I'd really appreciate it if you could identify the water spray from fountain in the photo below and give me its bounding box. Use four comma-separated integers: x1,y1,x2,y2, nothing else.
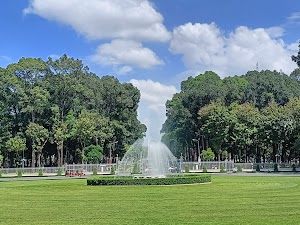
117,137,179,177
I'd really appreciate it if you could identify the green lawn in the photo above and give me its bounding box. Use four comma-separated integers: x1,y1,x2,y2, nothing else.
1,175,300,225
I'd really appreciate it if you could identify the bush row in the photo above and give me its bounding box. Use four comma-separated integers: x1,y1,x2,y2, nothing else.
87,174,211,186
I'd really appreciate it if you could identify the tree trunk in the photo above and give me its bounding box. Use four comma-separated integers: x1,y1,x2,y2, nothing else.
57,144,61,167
31,150,36,168
60,141,64,166
37,152,41,168
81,142,85,164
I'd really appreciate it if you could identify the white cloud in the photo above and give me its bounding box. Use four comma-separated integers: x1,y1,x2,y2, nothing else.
170,23,297,77
117,66,133,75
287,12,300,24
24,0,170,42
91,39,163,71
130,79,177,140
170,22,225,68
265,27,285,38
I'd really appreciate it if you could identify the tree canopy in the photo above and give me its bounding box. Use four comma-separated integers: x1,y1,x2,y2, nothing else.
162,66,300,163
0,55,146,167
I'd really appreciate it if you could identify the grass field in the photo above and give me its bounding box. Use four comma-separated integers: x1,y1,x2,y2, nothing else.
1,175,300,225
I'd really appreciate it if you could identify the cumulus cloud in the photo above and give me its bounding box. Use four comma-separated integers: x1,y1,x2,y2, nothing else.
24,0,170,42
130,79,177,140
170,22,297,77
91,39,163,71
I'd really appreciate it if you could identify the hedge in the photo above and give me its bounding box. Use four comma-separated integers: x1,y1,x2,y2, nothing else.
87,174,211,186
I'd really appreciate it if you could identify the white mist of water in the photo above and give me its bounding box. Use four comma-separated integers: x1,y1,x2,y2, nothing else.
117,138,179,177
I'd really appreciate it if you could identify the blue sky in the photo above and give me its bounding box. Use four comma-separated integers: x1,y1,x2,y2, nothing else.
1,0,300,139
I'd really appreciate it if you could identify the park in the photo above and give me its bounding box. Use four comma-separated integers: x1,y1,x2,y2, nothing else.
2,1,300,224
1,175,300,225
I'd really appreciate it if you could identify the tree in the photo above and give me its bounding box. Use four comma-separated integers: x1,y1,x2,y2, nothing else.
5,136,26,157
5,136,26,167
0,154,3,167
292,41,300,67
201,148,215,161
25,123,48,167
83,145,103,163
198,101,233,155
75,110,97,163
20,86,50,123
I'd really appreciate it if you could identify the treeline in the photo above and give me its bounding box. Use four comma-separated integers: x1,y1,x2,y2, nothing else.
162,53,300,163
0,55,146,167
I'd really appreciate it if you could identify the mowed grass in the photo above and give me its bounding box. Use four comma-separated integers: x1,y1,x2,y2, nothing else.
1,176,300,225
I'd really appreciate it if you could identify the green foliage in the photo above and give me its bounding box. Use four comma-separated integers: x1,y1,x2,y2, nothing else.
5,136,27,154
0,54,145,168
202,164,207,173
256,164,260,172
162,68,300,164
0,169,2,177
292,41,300,68
56,168,63,176
237,164,242,172
184,165,190,173
38,168,43,177
87,174,212,186
201,148,215,161
274,163,279,172
0,154,3,166
220,164,226,173
93,167,97,175
83,145,103,164
17,169,22,177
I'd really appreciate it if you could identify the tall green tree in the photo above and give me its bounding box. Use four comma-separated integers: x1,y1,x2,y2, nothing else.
5,136,27,166
25,123,49,167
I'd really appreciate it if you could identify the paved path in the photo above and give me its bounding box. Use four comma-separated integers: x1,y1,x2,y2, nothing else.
1,172,299,182
212,172,300,176
0,175,89,182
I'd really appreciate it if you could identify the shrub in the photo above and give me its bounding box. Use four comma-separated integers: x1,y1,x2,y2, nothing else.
237,164,242,172
93,167,97,175
184,165,190,173
274,163,279,172
256,164,260,172
38,168,43,176
202,165,207,173
110,166,116,175
201,148,215,161
292,164,296,172
220,164,226,173
56,168,63,176
17,169,22,177
87,174,212,186
0,169,2,177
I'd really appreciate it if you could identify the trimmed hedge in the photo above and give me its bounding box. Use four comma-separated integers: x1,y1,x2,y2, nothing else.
87,174,211,186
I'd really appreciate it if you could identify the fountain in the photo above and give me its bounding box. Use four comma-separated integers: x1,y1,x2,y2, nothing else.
88,138,211,185
117,139,179,177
